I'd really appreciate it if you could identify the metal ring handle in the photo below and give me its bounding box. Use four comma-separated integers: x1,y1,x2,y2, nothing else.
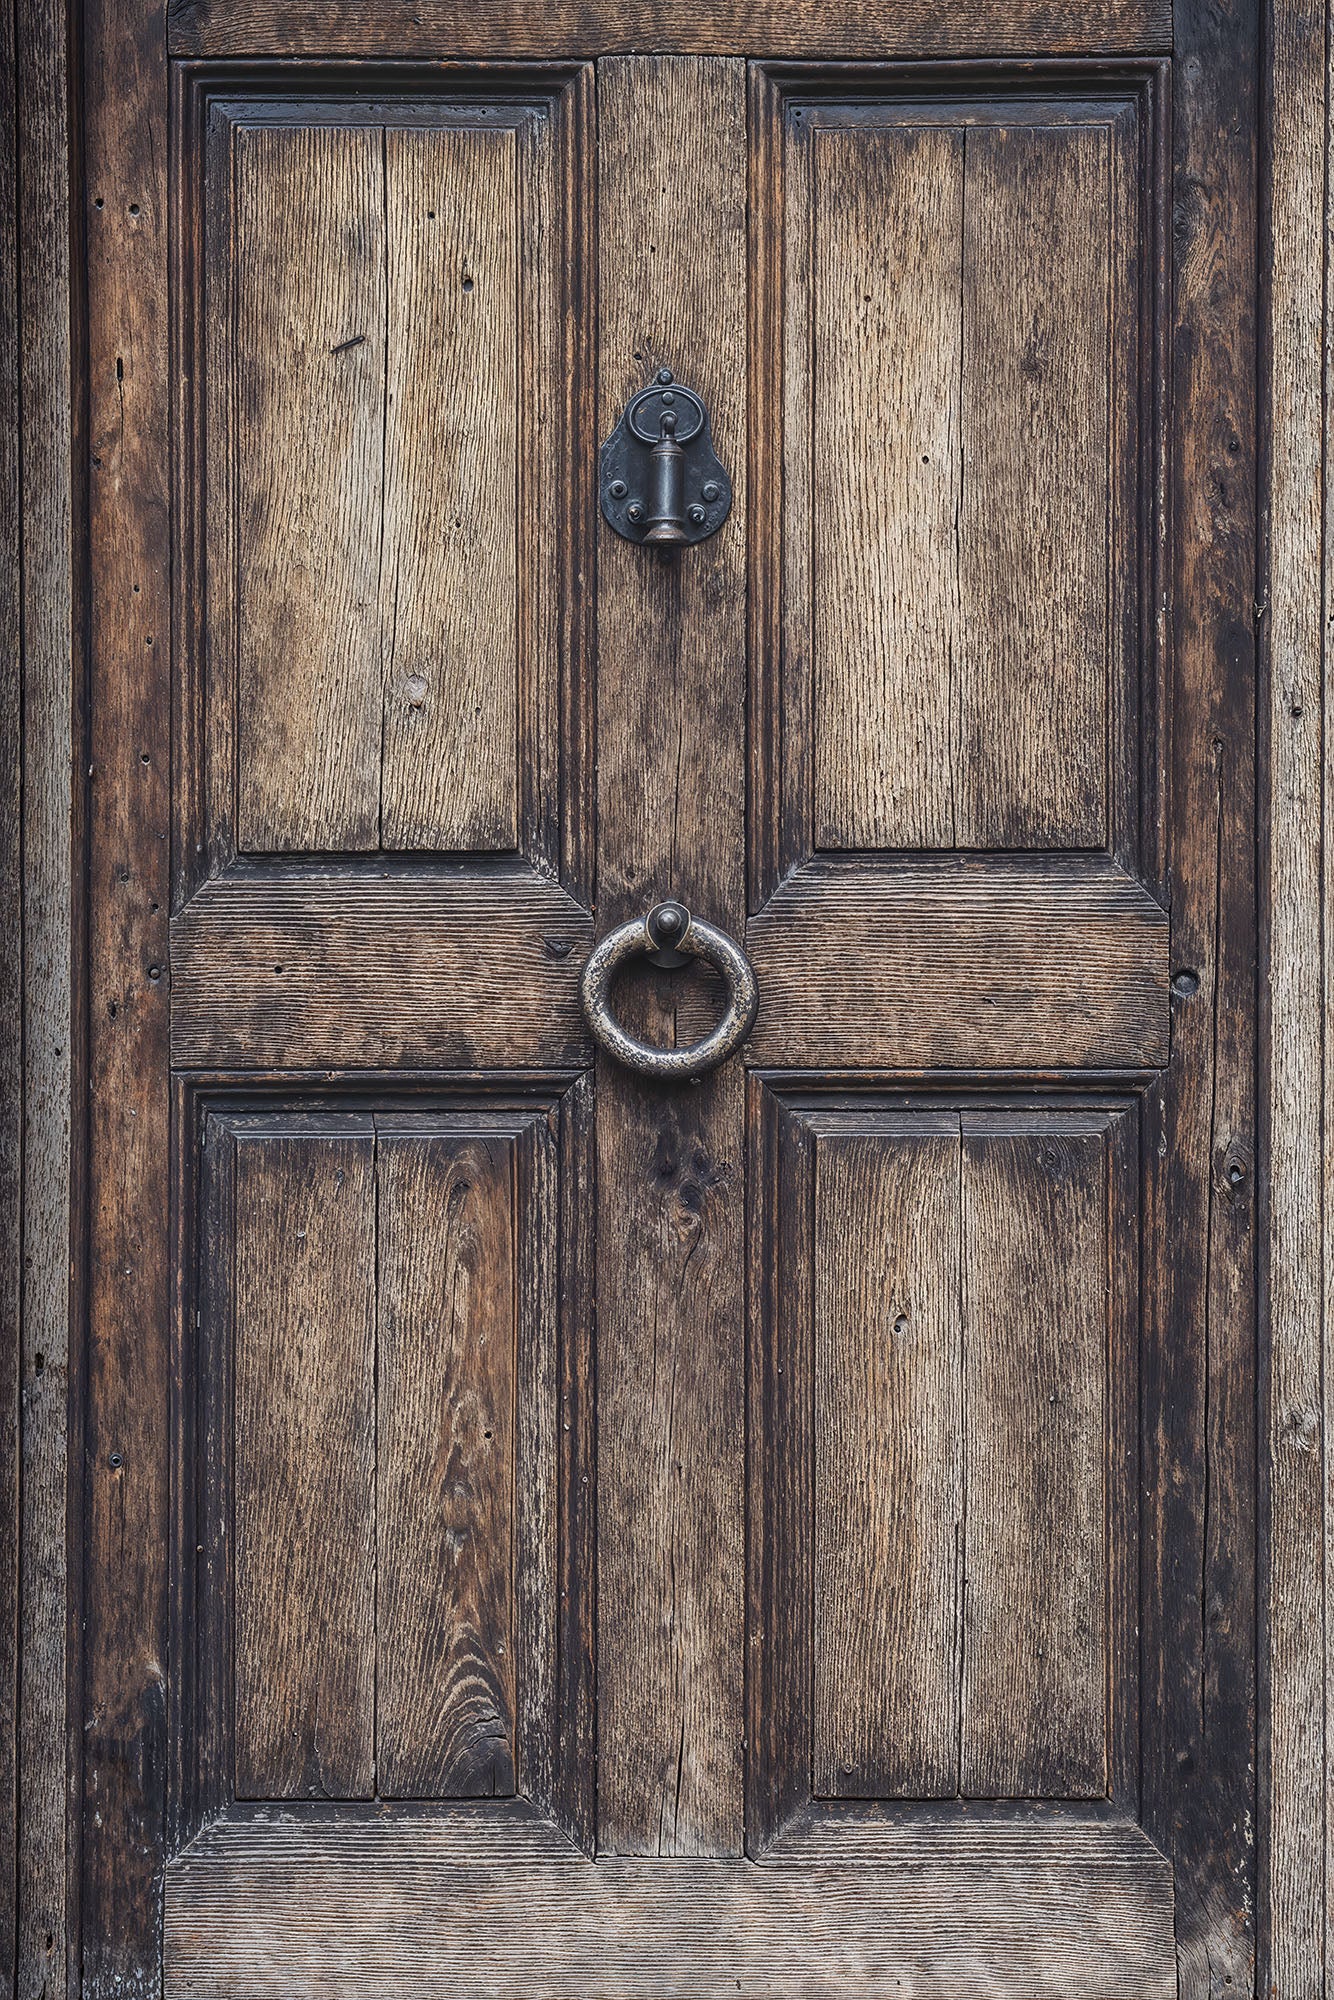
580,901,759,1082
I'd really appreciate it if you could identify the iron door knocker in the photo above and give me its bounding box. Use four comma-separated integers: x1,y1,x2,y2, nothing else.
600,370,732,549
580,901,758,1082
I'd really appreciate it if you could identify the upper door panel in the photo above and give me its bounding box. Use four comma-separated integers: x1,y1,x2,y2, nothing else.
180,74,594,887
750,70,1159,890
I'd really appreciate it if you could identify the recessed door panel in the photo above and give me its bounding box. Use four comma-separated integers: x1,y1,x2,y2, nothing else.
190,80,589,874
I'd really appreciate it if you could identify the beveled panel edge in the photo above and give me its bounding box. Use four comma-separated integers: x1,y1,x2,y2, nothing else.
162,1804,1177,2000
170,1076,597,1850
168,862,594,1072
171,59,596,903
745,855,1170,1070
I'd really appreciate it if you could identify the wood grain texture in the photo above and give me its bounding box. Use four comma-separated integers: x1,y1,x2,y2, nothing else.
960,1119,1108,1798
1263,0,1328,1989
763,90,1139,880
812,126,963,849
377,1131,517,1799
15,0,73,1981
0,5,17,1980
746,1081,816,1847
204,95,581,871
233,1127,376,1800
594,55,747,1858
80,0,174,1973
746,858,1168,1069
168,0,1174,58
162,1811,1178,2000
956,123,1110,847
813,1124,962,1797
169,866,592,1071
1140,11,1259,1996
380,125,519,850
235,124,386,852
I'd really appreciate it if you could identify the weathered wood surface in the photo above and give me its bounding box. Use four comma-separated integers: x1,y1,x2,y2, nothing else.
15,0,73,1981
812,125,963,851
956,123,1110,848
233,1127,377,1799
232,121,526,855
168,0,1173,57
376,1131,518,1799
80,0,174,1979
959,1119,1108,1797
235,124,386,852
163,1812,1178,2000
0,6,18,1982
379,125,519,851
1264,0,1330,1987
1140,7,1259,1996
812,1123,962,1798
755,85,1141,889
811,119,1113,850
169,867,592,1070
746,859,1168,1069
594,55,747,1858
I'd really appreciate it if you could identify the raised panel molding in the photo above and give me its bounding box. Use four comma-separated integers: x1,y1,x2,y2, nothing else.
174,67,595,893
748,64,1165,900
748,1079,1140,1843
174,1082,595,1848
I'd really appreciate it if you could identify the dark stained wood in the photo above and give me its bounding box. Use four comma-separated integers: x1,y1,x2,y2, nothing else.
745,1080,815,1852
377,1129,518,1799
0,0,19,1977
167,0,1174,58
747,859,1169,1070
960,1117,1109,1798
380,124,519,851
162,1809,1178,2000
62,19,1265,2000
169,867,593,1071
594,54,747,1858
80,0,174,1977
1140,7,1259,1994
15,0,74,1976
812,1122,962,1799
958,123,1110,847
232,1124,377,1800
235,123,386,852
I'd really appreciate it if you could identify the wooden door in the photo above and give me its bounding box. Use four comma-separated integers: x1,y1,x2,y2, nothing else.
79,3,1257,1997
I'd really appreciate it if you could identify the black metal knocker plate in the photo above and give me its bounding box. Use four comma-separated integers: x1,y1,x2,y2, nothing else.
600,368,732,548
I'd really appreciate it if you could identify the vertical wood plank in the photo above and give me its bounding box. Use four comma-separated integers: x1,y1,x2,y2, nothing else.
595,53,747,1857
813,1122,963,1798
380,125,519,851
958,123,1109,848
233,1128,376,1800
0,0,19,1978
16,0,73,1978
1264,0,1328,1989
377,1130,517,1798
1143,11,1258,1991
80,0,173,1972
960,1119,1108,1797
235,124,385,852
813,125,963,850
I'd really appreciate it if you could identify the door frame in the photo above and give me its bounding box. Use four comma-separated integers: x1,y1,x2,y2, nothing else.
0,0,1323,1992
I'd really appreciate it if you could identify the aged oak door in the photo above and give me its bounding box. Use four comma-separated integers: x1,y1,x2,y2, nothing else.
79,0,1257,1995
